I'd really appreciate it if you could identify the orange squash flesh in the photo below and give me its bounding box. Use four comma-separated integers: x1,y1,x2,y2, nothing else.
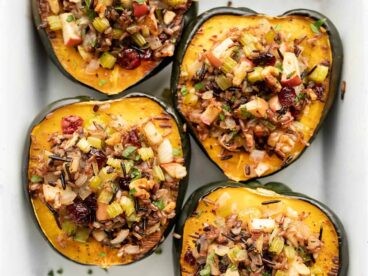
179,15,333,182
180,187,339,275
28,97,184,267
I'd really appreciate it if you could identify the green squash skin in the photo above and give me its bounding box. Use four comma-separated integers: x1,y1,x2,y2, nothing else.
173,181,348,276
23,92,191,266
31,0,198,96
171,7,343,182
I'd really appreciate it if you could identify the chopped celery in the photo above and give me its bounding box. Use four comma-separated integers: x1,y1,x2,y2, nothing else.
141,25,150,37
131,32,147,47
284,245,296,260
111,28,123,40
248,67,264,83
77,138,91,153
89,175,102,191
62,220,77,236
183,93,198,105
87,136,102,149
120,196,135,216
47,15,62,31
106,157,122,169
215,75,232,91
308,65,329,83
74,228,90,243
107,202,123,218
269,236,285,255
99,52,116,69
98,189,113,204
137,147,154,161
265,28,277,44
98,167,117,182
199,264,210,276
92,17,110,33
153,166,165,182
153,199,165,210
221,56,237,74
123,160,134,174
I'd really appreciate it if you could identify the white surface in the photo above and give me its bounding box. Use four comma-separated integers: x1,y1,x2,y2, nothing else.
0,0,367,275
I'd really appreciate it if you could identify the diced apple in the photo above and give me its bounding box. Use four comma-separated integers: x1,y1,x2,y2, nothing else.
233,60,253,86
206,51,223,68
281,52,302,87
60,13,82,47
206,38,234,67
163,10,176,25
158,139,173,164
250,218,275,232
43,184,61,202
161,163,187,179
143,121,163,145
200,103,222,125
240,97,269,118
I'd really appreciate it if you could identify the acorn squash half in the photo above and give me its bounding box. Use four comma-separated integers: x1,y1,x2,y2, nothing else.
23,93,190,267
32,0,198,96
172,7,343,182
174,181,348,275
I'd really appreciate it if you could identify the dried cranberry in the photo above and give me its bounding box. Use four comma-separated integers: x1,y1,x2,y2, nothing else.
66,195,96,225
278,87,296,107
118,177,131,191
117,48,141,70
251,53,276,66
313,84,325,100
61,115,83,134
88,148,107,169
128,129,141,147
290,106,301,119
140,48,153,61
184,250,196,266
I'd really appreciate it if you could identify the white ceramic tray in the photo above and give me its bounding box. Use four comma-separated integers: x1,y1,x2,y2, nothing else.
0,0,367,275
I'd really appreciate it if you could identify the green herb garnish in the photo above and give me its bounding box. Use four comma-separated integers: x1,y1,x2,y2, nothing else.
56,268,63,274
123,146,137,158
48,270,54,276
98,252,106,257
294,93,306,104
310,18,327,34
87,269,93,274
155,247,163,254
31,175,43,183
274,24,282,31
222,104,231,112
194,82,205,91
66,15,75,22
219,113,225,121
134,0,145,3
240,106,252,118
153,199,165,210
130,168,141,180
98,79,107,87
129,188,137,196
180,86,188,96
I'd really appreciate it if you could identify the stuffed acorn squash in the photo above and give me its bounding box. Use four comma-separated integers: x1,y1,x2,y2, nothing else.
172,8,343,181
25,94,190,267
174,181,348,276
32,0,197,95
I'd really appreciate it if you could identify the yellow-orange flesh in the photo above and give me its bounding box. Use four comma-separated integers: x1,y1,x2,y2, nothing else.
179,15,332,181
28,97,183,267
50,32,158,95
180,187,339,275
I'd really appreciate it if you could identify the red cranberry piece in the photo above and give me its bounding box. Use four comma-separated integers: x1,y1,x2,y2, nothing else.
313,84,325,100
278,87,296,107
117,48,141,70
88,148,107,169
61,115,83,134
118,177,131,191
184,250,196,266
66,195,96,225
128,129,141,147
